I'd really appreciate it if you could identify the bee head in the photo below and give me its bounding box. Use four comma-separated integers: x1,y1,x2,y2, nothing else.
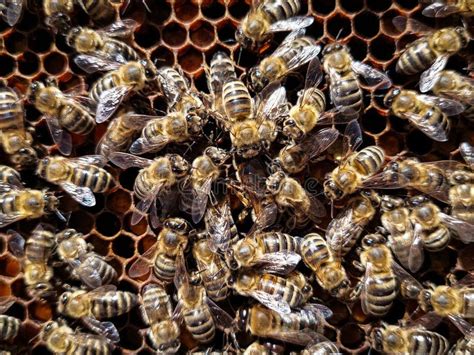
204,146,229,165
369,326,385,351
322,42,344,56
323,178,344,200
248,67,268,92
282,117,304,140
266,171,285,193
41,321,59,340
164,218,189,233
28,81,45,103
235,307,250,332
11,147,38,169
383,88,401,108
455,26,470,47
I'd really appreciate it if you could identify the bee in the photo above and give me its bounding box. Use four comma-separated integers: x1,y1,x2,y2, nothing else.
301,338,340,355
204,198,240,254
56,228,117,289
300,233,350,299
0,297,20,342
58,285,138,342
140,284,181,353
422,0,474,17
109,153,189,227
243,341,285,355
420,70,474,105
236,303,332,346
37,155,114,207
325,190,381,257
180,147,230,223
248,29,321,92
0,83,37,169
77,0,115,25
449,314,474,355
41,320,114,354
89,60,157,123
323,120,386,201
322,43,391,118
28,80,95,156
0,0,22,26
128,218,190,282
235,0,313,51
0,165,21,187
191,238,231,302
449,143,474,224
225,231,301,275
286,270,313,304
0,184,60,228
460,141,474,170
370,322,449,354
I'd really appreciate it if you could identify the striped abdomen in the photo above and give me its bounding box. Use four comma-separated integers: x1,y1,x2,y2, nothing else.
210,52,237,83
141,285,173,324
157,67,188,103
415,107,450,142
67,336,112,355
300,234,330,272
396,40,437,75
0,315,20,341
363,273,397,317
298,88,326,113
183,304,215,343
408,329,449,355
422,227,450,252
278,306,323,333
259,232,300,254
277,37,316,71
460,289,474,318
69,165,113,192
261,0,301,23
0,88,23,132
90,72,120,103
134,169,157,200
0,165,21,185
25,230,56,262
102,40,139,63
388,232,414,269
153,253,176,282
222,80,252,121
96,117,135,157
451,337,474,354
201,259,230,302
352,146,385,177
450,182,474,224
330,72,363,114
0,192,20,216
81,0,114,24
58,101,95,135
91,291,138,319
78,254,117,286
258,274,303,308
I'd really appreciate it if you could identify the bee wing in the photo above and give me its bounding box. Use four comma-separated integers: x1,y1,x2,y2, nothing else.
438,88,474,106
129,135,170,155
205,201,233,253
317,106,358,125
326,207,363,257
0,296,16,313
266,328,324,346
44,115,72,156
72,155,107,167
76,262,105,289
398,111,450,142
343,119,362,154
351,61,392,89
439,212,474,243
0,182,21,193
460,142,474,169
407,312,443,330
0,212,24,228
190,177,213,224
360,263,373,315
418,94,465,116
60,182,96,207
256,85,287,122
109,152,152,169
286,45,322,73
304,127,339,160
73,331,114,347
74,55,123,74
83,317,120,343
268,16,314,33
206,297,235,331
408,224,425,273
392,16,433,34
132,186,161,226
255,251,301,275
7,229,25,258
303,56,324,91
422,3,461,18
391,253,423,291
244,290,291,315
448,314,474,338
173,247,188,290
419,56,448,93
1,0,22,26
128,244,157,278
306,193,327,220
303,303,333,319
248,198,279,235
362,169,409,190
98,19,139,38
96,85,132,124
85,285,118,296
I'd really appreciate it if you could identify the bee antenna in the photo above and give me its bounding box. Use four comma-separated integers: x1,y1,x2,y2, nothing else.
141,0,151,12
335,28,344,41
237,46,243,66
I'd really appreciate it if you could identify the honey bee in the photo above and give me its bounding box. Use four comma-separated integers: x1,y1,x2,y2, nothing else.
225,231,301,275
28,79,95,156
322,43,391,117
180,147,230,223
420,70,474,107
370,322,449,354
0,83,37,169
236,303,332,346
384,88,465,141
0,184,60,228
140,283,181,353
204,198,240,254
89,60,157,123
37,155,114,207
0,0,22,26
422,0,474,17
325,190,380,257
128,218,190,282
235,0,313,50
0,297,20,342
394,17,470,75
191,238,231,302
41,320,114,354
243,341,283,355
449,315,474,355
301,338,340,355
300,233,350,299
109,153,189,227
56,228,117,289
248,29,321,92
449,143,474,224
0,165,21,187
286,270,313,304
58,285,138,342
460,141,474,170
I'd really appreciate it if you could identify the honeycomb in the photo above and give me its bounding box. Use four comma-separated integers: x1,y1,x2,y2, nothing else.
0,0,472,354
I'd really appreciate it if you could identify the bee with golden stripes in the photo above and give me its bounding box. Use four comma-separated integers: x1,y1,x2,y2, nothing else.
420,70,474,105
140,284,181,353
0,83,37,169
191,238,231,302
225,231,301,275
394,17,470,76
58,285,138,343
325,190,380,257
180,147,230,224
236,0,313,51
28,80,95,156
449,142,474,224
204,198,240,254
56,228,117,289
0,166,21,187
0,297,20,343
236,303,332,346
37,155,114,207
41,320,114,355
322,43,391,118
422,0,474,17
248,29,321,92
109,153,189,227
300,233,350,299
128,218,190,282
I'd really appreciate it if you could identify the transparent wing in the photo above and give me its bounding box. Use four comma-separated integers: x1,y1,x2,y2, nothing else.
0,213,24,228
256,85,287,123
76,263,104,289
96,85,132,123
343,119,362,154
132,182,164,225
266,328,323,346
419,56,448,93
128,244,157,278
72,155,107,167
305,193,327,221
326,207,363,257
244,290,291,315
7,230,25,258
304,57,324,92
285,45,322,73
248,198,278,235
392,16,433,34
268,16,314,33
418,94,465,116
352,61,392,88
362,169,409,190
360,263,372,315
408,225,425,273
408,312,443,330
460,142,474,169
317,107,358,125
73,331,113,347
190,177,213,224
98,19,139,37
206,297,235,331
205,201,233,253
83,317,120,343
74,55,123,74
448,314,474,338
129,135,170,154
255,251,301,275
0,296,15,313
109,152,152,169
399,111,450,142
391,256,422,294
439,213,474,243
303,303,333,319
44,115,72,156
2,0,22,26
422,3,461,18
121,113,159,128
305,128,339,159
60,182,96,207
173,247,188,290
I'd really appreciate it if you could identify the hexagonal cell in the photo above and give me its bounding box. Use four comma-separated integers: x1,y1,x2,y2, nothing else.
459,244,474,271
305,19,324,40
381,9,403,35
395,0,419,10
151,45,175,67
367,0,392,12
0,254,21,277
178,46,203,73
0,279,11,296
340,0,364,13
43,52,67,76
311,0,336,15
86,234,110,255
120,326,143,351
378,132,405,156
106,189,132,214
152,95,169,113
28,300,52,322
17,51,40,77
216,20,237,45
68,210,94,234
204,1,228,20
0,53,16,77
107,256,124,279
10,278,26,299
124,211,148,235
347,36,368,61
146,0,172,23
362,108,387,135
0,235,5,254
118,167,139,191
112,234,136,258
339,323,365,349
190,20,215,48
354,11,379,39
27,28,53,53
5,301,25,320
95,211,122,237
5,31,27,55
369,35,396,62
326,13,351,40
174,0,199,22
162,22,187,47
406,129,434,155
134,24,160,49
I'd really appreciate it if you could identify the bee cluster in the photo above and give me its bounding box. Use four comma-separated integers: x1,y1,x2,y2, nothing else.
0,0,473,353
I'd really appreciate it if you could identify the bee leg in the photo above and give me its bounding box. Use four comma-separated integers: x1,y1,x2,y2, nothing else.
355,246,363,256
347,281,363,302
352,260,365,272
446,273,458,286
